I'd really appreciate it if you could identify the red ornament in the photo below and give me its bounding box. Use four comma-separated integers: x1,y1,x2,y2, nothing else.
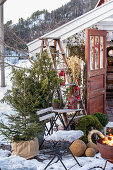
59,70,66,86
68,95,77,109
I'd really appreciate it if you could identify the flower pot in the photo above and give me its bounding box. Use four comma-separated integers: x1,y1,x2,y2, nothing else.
52,102,61,109
11,137,39,159
108,62,113,66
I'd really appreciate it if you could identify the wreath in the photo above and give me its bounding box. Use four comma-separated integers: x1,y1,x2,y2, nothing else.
107,46,113,57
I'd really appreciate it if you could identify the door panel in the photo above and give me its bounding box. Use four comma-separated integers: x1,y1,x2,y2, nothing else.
89,95,104,114
85,29,107,114
90,75,104,91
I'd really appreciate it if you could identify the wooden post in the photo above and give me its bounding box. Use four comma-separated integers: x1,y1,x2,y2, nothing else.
53,39,57,68
40,40,44,57
57,39,69,69
44,39,55,69
0,0,5,87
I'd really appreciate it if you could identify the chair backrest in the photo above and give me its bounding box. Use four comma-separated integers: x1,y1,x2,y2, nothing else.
37,107,55,121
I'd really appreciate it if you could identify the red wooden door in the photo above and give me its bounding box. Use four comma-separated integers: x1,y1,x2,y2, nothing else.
85,29,107,114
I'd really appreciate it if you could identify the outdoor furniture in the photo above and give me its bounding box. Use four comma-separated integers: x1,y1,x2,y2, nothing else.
37,107,59,148
53,108,84,130
37,107,85,148
44,130,84,170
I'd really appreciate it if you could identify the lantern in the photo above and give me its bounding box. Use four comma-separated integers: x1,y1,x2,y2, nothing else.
68,95,77,109
59,70,66,86
73,86,81,100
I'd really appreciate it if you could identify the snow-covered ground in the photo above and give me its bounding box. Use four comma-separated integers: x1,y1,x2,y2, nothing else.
0,59,113,170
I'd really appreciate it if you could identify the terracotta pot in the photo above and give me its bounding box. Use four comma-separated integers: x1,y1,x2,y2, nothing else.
11,137,39,159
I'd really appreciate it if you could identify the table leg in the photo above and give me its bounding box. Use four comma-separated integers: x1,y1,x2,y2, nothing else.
43,155,56,170
62,112,69,130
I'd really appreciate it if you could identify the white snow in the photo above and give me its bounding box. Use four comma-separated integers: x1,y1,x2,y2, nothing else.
45,130,84,142
0,149,11,157
0,59,113,169
29,13,45,28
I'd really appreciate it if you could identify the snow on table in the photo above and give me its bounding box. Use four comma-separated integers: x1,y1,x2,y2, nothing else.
45,130,84,142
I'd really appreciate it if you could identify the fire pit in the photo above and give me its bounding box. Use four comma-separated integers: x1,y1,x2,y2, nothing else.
88,129,113,162
97,138,113,161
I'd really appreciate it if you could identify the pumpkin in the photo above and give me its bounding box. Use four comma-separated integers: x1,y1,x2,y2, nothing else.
69,139,86,157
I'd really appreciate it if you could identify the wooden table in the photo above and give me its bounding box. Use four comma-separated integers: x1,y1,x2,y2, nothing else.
52,108,84,130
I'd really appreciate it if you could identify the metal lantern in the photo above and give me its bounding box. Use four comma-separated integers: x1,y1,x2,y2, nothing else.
59,70,66,86
73,86,81,100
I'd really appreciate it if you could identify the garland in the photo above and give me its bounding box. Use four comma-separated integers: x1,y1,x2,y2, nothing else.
107,46,113,57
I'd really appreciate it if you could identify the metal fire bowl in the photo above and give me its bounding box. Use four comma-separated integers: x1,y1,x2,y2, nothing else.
97,138,113,161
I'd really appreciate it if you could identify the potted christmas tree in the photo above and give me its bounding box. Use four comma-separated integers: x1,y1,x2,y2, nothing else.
0,52,61,159
0,69,43,159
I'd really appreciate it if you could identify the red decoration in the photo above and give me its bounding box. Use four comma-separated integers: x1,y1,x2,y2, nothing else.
59,70,66,86
97,0,110,7
68,95,77,109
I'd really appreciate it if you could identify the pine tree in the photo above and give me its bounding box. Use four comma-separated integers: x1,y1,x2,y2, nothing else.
0,51,61,142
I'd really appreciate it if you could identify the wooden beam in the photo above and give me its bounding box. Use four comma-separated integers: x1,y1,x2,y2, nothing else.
44,39,55,69
40,40,44,57
57,39,69,69
39,37,61,40
53,40,57,68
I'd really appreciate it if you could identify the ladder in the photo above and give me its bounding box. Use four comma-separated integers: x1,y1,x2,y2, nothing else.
39,37,70,107
39,37,69,71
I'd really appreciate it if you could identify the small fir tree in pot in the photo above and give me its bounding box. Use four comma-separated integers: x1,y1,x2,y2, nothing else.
0,69,43,159
0,51,61,159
